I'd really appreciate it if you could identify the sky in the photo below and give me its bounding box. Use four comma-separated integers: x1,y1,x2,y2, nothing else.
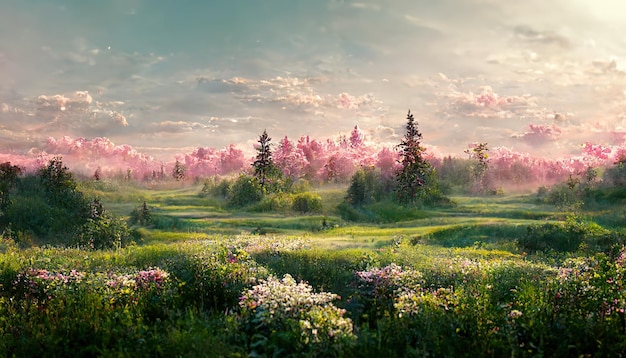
1,0,626,162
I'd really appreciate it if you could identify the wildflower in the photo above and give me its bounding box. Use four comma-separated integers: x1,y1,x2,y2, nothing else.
508,309,523,320
135,267,169,290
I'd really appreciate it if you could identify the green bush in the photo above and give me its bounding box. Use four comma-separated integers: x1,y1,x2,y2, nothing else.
0,159,131,250
519,216,622,253
227,175,263,208
251,193,293,212
128,201,152,226
291,192,322,213
199,177,231,199
238,274,355,356
76,215,133,250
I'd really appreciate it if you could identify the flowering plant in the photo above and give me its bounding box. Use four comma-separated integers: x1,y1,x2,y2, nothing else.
239,274,355,356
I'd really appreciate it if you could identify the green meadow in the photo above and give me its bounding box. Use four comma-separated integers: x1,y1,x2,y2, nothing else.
2,181,626,357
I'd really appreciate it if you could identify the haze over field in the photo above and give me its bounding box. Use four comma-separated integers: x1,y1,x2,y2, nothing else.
1,0,626,167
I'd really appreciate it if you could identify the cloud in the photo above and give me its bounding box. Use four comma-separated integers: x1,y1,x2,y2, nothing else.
512,123,562,144
0,90,132,149
513,25,571,49
350,2,381,11
366,125,399,146
438,85,540,119
195,74,385,117
152,120,217,133
36,91,93,112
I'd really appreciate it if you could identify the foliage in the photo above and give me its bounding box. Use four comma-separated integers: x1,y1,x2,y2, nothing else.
172,160,187,181
129,201,152,226
238,274,356,356
251,192,294,213
3,226,626,356
536,167,601,211
75,199,134,250
0,158,131,249
0,162,21,212
337,200,433,223
519,216,624,253
465,142,494,194
3,169,87,243
435,155,472,194
6,180,626,356
345,166,392,206
395,110,446,206
227,174,263,208
602,161,626,187
252,129,275,189
291,192,323,213
352,264,424,325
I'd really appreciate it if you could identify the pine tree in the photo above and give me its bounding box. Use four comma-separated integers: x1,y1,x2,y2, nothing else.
346,166,378,206
395,110,437,205
349,125,365,148
172,160,187,181
253,129,274,189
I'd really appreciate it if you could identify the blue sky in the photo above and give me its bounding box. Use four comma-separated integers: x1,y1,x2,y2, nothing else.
1,0,626,159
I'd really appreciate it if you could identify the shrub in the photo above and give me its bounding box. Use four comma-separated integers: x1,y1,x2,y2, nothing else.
76,214,133,250
352,264,424,323
251,193,293,212
129,201,152,226
227,175,263,208
291,192,322,213
336,201,364,222
0,159,131,250
238,274,355,356
345,167,394,206
199,177,231,199
162,249,267,312
519,216,622,253
346,167,377,206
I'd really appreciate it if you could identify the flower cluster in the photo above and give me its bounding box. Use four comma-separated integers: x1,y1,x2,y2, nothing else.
355,263,424,301
240,274,338,317
239,274,355,354
13,268,85,301
13,267,171,303
395,287,459,318
106,273,136,289
508,309,523,320
22,268,85,283
135,268,170,290
552,255,626,321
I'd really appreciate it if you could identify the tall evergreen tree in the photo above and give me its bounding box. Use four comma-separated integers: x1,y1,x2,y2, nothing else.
395,110,437,205
253,129,274,189
172,160,187,181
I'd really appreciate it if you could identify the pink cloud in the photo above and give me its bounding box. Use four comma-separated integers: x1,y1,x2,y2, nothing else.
441,85,539,119
336,92,379,110
512,123,562,144
208,75,383,114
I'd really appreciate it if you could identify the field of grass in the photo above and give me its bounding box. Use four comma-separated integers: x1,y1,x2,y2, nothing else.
2,183,626,356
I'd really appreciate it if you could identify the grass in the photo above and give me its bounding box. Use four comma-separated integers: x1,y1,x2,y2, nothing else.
5,182,626,356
